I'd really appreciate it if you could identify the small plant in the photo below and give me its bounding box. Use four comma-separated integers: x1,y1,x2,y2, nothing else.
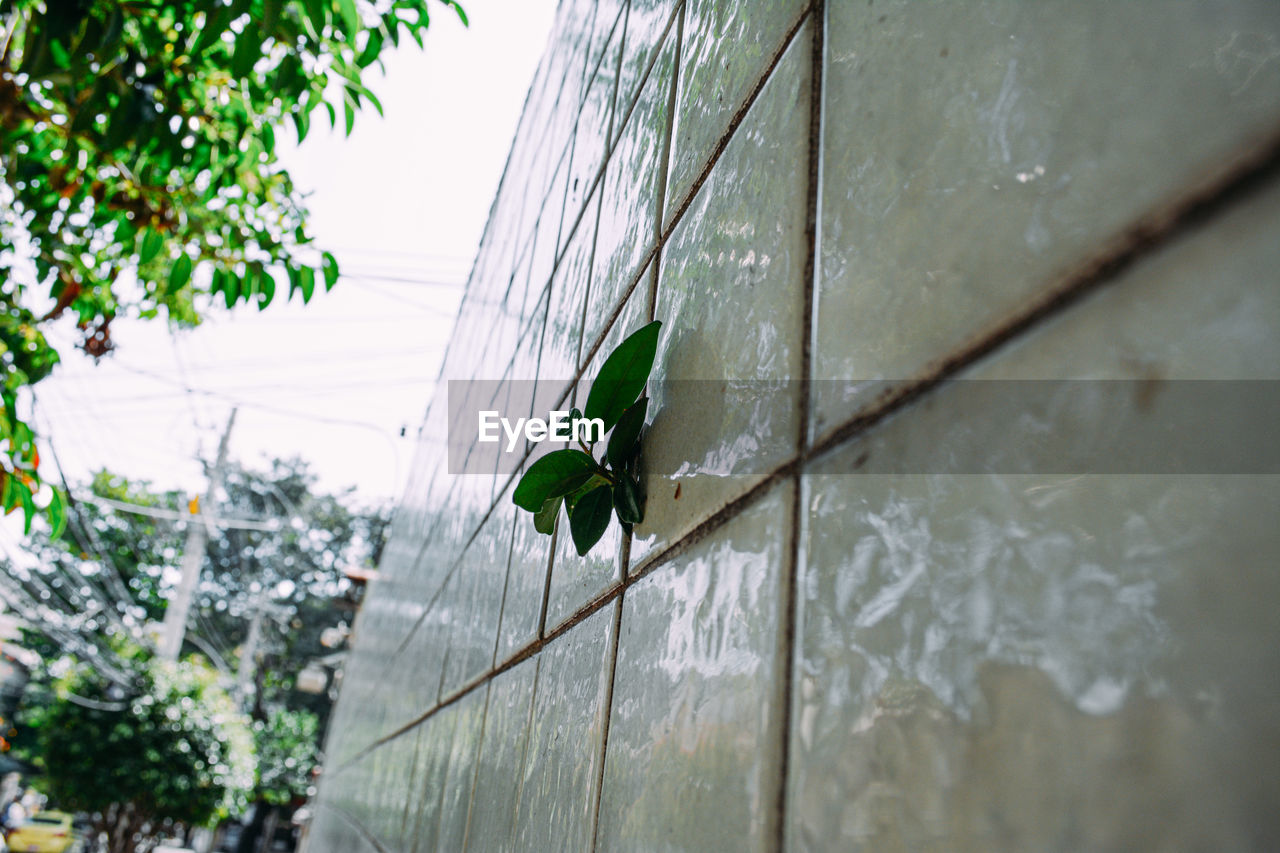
512,321,662,555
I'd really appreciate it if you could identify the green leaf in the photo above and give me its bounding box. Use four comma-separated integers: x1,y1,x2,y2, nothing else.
47,486,67,540
447,1,469,26
192,5,232,56
584,321,661,432
606,396,647,469
258,268,276,309
613,472,643,525
297,266,316,303
355,30,384,68
167,253,192,294
568,485,611,556
18,479,35,534
533,494,561,536
565,474,609,512
335,0,360,40
321,251,339,290
223,270,241,308
303,0,328,36
512,449,596,513
231,30,261,78
260,0,284,38
1,474,17,514
138,229,164,265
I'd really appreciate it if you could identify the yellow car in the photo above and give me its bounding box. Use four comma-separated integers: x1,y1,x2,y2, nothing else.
6,811,80,853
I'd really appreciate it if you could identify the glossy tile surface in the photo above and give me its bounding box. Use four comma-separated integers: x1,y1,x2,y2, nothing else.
790,169,1280,852
665,0,809,223
586,33,674,354
440,505,513,696
613,0,678,143
462,657,538,852
812,0,1280,438
562,20,621,249
307,1,1280,850
433,686,487,853
403,710,456,853
511,604,615,852
633,28,810,565
597,481,792,852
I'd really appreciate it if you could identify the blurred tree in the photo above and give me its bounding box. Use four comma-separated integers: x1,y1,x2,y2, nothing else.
0,0,465,532
238,706,319,853
19,644,255,853
5,457,387,731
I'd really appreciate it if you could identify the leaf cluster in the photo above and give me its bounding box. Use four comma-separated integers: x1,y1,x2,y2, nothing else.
0,0,463,533
512,321,660,556
21,646,255,831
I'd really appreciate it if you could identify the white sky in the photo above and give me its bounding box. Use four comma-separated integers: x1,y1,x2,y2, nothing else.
26,2,558,510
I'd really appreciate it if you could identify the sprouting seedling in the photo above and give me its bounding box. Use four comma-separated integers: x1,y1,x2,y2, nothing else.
511,320,662,556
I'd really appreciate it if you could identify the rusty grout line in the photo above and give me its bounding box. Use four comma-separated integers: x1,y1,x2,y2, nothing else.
457,681,491,853
588,598,626,852
775,4,825,850
647,0,683,326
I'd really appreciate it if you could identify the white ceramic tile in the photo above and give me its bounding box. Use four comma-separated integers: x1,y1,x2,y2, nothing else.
434,687,488,853
440,507,513,696
511,604,615,851
613,0,678,144
586,34,674,354
562,21,622,248
665,0,809,224
789,167,1280,852
812,0,1280,439
597,480,792,852
540,191,601,402
632,28,810,566
463,657,539,852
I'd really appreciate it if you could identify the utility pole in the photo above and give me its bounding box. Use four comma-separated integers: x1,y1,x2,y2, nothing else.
235,593,291,709
159,408,236,660
235,594,266,705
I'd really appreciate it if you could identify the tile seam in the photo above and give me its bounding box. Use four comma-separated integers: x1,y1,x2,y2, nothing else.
775,3,825,850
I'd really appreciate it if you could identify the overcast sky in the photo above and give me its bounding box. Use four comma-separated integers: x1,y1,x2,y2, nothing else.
26,2,558,513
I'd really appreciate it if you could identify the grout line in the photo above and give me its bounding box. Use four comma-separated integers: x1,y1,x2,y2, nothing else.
508,655,543,844
588,596,626,852
489,507,519,670
458,681,492,853
649,2,684,324
775,5,824,850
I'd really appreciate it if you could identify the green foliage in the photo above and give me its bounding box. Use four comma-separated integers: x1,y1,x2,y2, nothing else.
513,322,661,556
21,646,255,846
253,706,318,805
0,0,464,533
6,458,388,731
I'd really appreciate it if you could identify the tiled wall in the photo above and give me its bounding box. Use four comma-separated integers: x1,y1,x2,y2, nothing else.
306,1,1280,850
